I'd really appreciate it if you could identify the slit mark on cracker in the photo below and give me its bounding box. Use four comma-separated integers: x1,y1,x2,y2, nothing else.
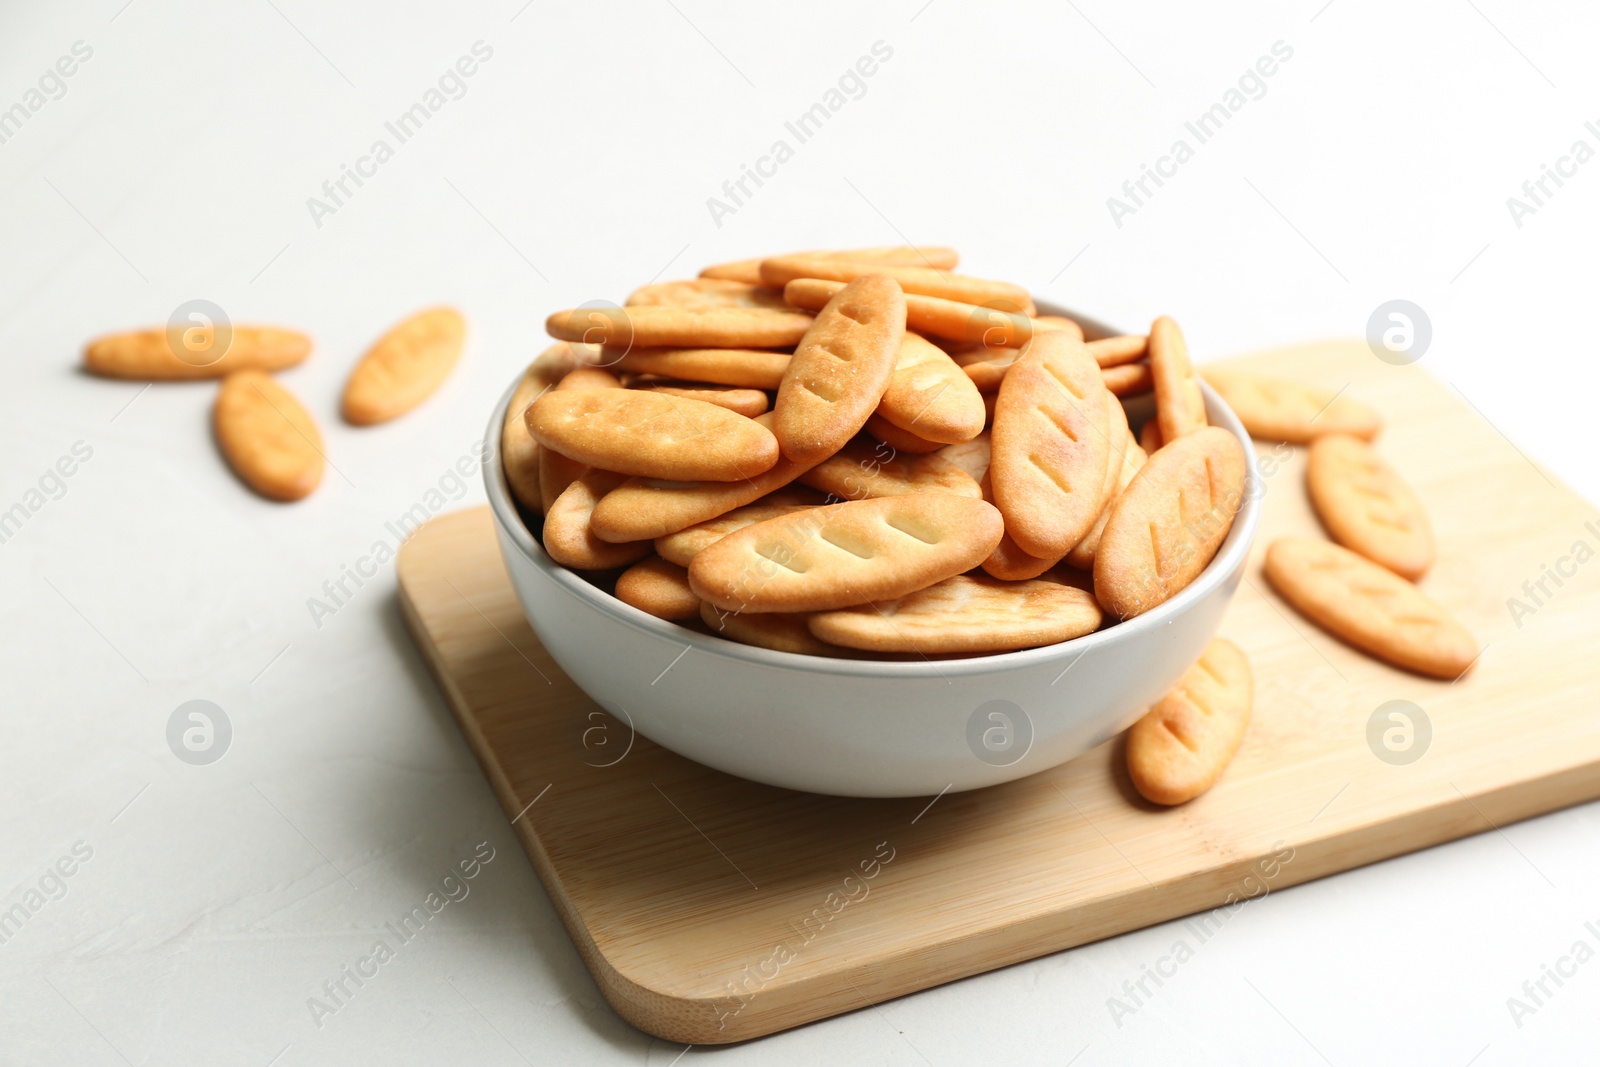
756,544,809,573
1028,452,1072,494
819,528,877,559
885,514,943,545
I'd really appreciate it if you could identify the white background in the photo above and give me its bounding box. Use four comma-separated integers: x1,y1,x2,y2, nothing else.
3,1,1599,1064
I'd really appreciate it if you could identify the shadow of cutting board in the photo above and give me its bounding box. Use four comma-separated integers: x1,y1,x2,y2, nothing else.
397,339,1600,1044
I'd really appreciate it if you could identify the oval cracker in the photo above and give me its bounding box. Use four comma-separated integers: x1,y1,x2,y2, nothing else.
528,388,779,482
774,274,907,464
615,556,700,620
809,575,1102,653
1203,370,1383,443
1264,538,1476,679
342,307,465,425
213,371,325,502
1307,434,1435,580
1093,425,1248,619
989,330,1112,559
688,495,1004,613
1127,638,1253,805
86,325,311,381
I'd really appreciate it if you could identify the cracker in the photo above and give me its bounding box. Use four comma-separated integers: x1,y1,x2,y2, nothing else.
543,470,653,571
654,493,822,566
527,387,779,481
809,575,1102,653
213,370,324,502
1103,361,1153,398
1086,334,1148,368
1148,316,1206,442
1203,370,1383,443
988,330,1113,558
546,305,812,349
85,325,310,381
952,345,1020,392
537,366,624,512
612,347,789,389
760,255,1034,316
1127,638,1253,805
1093,425,1248,619
1264,538,1477,679
798,436,982,501
614,556,700,620
342,307,466,425
700,602,838,656
866,413,945,453
630,382,769,418
773,274,907,463
981,533,1059,581
1062,396,1134,569
590,413,821,542
626,278,788,310
701,245,959,285
875,332,986,444
688,494,1004,613
1306,435,1435,580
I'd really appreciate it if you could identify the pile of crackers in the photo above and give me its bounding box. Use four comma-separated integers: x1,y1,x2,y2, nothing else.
505,245,1246,660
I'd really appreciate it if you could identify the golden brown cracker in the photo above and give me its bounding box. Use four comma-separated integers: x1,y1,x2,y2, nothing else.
612,347,790,389
614,556,700,620
213,370,324,502
1093,425,1248,619
773,274,907,463
343,307,466,425
543,470,654,571
546,305,812,349
688,495,1004,613
590,413,820,542
86,325,311,381
875,332,986,444
1086,334,1148,368
528,388,779,481
1306,434,1435,580
988,331,1113,558
1149,316,1206,442
809,575,1102,653
865,413,946,453
1203,370,1383,443
630,382,769,418
1264,538,1477,678
1127,639,1253,805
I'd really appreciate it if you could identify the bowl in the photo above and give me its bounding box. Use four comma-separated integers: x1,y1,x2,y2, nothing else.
482,307,1261,797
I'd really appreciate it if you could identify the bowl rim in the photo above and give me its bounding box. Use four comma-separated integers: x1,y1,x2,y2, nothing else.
483,301,1262,679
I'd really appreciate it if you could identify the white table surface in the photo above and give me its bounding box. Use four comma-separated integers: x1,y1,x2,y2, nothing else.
4,1,1599,1063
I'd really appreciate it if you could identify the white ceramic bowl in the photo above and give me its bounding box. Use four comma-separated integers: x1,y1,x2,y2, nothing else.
483,310,1260,797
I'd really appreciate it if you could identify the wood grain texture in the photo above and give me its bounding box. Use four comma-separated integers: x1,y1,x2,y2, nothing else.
396,339,1600,1044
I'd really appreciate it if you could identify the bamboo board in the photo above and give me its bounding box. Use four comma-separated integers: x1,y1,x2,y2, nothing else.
396,340,1600,1044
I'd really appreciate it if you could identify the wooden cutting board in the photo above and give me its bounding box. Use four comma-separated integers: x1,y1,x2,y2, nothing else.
397,339,1600,1045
